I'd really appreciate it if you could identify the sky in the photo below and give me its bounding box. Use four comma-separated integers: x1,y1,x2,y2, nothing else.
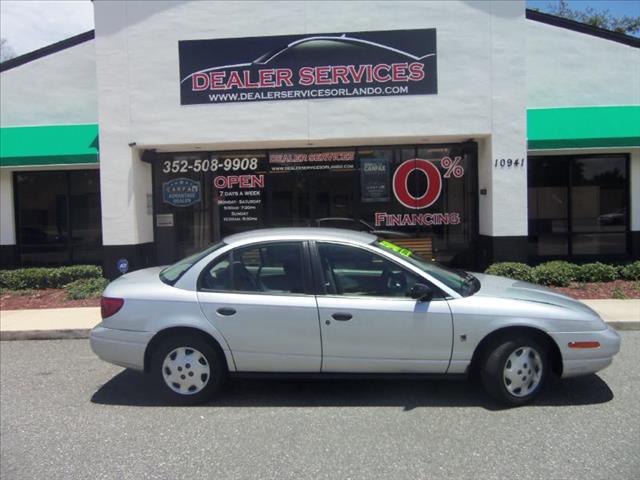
1,0,93,57
0,0,639,58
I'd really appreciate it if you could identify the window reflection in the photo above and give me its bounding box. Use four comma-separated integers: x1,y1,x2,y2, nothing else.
527,154,628,259
15,170,102,265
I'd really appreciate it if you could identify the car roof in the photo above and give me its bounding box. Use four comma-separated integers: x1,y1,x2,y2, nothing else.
223,227,377,245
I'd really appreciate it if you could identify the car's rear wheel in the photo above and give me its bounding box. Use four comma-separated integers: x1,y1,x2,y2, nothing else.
151,335,225,405
481,335,549,407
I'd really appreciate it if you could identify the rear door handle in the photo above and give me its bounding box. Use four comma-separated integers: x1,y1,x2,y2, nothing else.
217,307,236,316
331,312,352,321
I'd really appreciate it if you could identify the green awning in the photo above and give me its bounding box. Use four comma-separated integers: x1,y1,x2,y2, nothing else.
0,124,99,167
528,106,640,150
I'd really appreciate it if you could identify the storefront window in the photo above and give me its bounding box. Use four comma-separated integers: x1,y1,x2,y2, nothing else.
151,143,478,268
14,170,102,266
528,154,628,260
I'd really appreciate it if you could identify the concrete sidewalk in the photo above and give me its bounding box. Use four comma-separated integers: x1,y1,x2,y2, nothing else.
1,300,639,340
0,307,100,340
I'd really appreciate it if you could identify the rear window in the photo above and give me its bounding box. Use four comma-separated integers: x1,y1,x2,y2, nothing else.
160,242,226,285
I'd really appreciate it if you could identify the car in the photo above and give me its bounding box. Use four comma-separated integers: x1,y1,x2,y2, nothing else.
90,228,620,406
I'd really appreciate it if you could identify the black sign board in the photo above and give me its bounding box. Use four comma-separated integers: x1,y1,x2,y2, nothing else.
179,29,437,105
360,157,390,202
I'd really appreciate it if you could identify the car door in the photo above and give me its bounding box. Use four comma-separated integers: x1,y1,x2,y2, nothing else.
314,241,453,373
197,241,322,372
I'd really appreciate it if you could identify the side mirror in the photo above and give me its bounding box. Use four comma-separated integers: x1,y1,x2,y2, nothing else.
409,283,433,302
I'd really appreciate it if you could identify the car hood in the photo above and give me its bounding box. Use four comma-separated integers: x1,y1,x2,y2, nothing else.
472,273,599,318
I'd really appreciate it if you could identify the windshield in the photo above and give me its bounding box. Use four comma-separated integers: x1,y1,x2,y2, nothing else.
160,242,226,285
375,240,480,297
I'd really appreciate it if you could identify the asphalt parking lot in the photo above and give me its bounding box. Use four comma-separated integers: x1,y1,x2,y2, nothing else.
1,333,639,480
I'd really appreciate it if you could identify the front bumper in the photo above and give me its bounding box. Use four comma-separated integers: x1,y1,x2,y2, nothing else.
90,324,154,371
549,325,621,378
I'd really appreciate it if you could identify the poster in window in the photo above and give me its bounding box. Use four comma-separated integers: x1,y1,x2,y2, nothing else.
360,157,390,202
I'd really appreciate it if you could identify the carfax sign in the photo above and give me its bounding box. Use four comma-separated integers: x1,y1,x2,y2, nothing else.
179,29,437,104
162,178,201,207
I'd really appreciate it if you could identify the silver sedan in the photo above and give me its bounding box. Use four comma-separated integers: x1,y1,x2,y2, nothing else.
90,228,620,406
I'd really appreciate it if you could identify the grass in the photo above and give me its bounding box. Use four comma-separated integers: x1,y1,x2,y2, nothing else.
612,287,628,300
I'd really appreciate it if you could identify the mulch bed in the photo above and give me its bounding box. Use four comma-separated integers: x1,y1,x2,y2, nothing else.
0,289,100,310
0,280,638,310
550,280,640,300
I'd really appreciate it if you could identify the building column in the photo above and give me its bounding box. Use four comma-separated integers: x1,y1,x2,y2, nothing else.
477,0,528,268
0,169,18,267
95,2,154,278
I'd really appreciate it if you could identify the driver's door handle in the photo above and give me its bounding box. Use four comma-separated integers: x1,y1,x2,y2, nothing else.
217,307,236,316
331,312,352,321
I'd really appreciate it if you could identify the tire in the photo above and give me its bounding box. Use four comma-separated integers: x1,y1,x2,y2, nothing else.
151,334,226,405
480,334,549,407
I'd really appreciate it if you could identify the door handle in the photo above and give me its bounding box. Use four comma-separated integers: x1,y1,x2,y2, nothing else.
217,307,236,316
331,312,352,321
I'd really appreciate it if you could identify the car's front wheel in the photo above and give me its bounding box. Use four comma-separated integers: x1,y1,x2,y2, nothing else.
151,335,225,405
481,335,549,406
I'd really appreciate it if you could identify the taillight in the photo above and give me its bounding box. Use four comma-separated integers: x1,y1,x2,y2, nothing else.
568,341,601,349
101,297,124,319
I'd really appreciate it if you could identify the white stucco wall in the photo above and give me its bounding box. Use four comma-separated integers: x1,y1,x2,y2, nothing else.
0,169,16,245
94,0,529,245
0,40,98,127
480,0,528,237
527,20,640,108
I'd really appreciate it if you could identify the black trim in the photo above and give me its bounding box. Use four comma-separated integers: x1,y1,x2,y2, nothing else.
526,9,640,48
632,231,640,261
103,243,156,280
229,372,467,381
0,30,95,72
0,245,19,269
477,236,529,271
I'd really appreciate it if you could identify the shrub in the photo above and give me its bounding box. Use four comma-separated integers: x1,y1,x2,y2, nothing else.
532,261,579,287
64,277,109,300
576,262,619,283
0,265,103,290
621,261,640,281
485,262,534,282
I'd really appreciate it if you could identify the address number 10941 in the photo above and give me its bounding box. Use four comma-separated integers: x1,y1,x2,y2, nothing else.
494,158,525,168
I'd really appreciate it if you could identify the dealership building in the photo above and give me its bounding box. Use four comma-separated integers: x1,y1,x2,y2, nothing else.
1,0,639,278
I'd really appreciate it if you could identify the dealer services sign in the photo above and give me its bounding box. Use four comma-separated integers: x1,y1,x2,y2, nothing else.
179,29,437,105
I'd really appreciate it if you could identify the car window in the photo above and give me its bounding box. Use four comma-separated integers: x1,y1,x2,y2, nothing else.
198,254,232,291
199,242,306,294
375,240,479,297
160,241,226,285
317,243,422,298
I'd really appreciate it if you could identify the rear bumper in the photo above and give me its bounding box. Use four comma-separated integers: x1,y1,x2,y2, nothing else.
90,324,153,371
549,325,621,378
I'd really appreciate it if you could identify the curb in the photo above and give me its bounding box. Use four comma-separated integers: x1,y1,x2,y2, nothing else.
0,322,638,341
606,321,640,331
0,329,90,341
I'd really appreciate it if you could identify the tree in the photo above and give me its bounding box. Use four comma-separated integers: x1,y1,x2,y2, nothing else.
1,38,16,62
540,0,640,35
